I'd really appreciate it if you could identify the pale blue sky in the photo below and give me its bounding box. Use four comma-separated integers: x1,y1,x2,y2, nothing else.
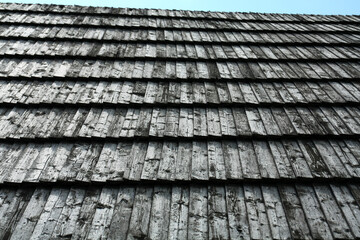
1,0,359,15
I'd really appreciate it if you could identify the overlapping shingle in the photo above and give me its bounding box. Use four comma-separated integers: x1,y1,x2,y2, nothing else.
0,58,359,80
1,80,360,105
0,139,359,183
0,106,359,139
1,184,360,239
2,25,360,46
1,40,360,60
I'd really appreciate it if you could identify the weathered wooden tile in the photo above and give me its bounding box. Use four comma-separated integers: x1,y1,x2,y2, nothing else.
188,185,208,240
208,185,230,239
10,188,51,239
148,186,171,240
108,187,136,240
168,186,190,240
244,184,272,240
296,184,334,240
127,187,153,239
313,184,354,239
278,185,312,239
262,185,291,240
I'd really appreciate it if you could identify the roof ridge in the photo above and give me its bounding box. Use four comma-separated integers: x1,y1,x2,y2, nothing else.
0,2,359,20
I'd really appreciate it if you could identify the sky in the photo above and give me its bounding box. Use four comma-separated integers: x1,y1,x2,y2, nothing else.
0,0,359,15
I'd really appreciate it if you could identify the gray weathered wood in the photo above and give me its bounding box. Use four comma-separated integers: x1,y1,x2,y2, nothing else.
168,186,190,240
148,186,171,240
108,187,135,240
191,141,209,180
208,185,230,239
278,185,312,240
127,187,153,240
188,185,208,240
158,142,177,181
10,188,51,240
30,188,69,240
246,108,267,135
0,188,33,239
223,140,243,179
225,185,250,240
244,184,272,240
86,187,118,239
124,142,148,181
207,141,226,180
175,142,192,181
51,188,86,239
313,184,353,239
330,184,360,238
141,141,163,180
253,141,280,179
72,188,102,240
296,184,333,240
268,141,296,178
283,141,313,178
262,185,291,240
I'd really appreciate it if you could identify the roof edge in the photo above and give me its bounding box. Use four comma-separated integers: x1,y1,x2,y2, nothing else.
1,2,359,19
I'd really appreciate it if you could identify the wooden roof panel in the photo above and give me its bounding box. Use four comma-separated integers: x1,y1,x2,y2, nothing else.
0,2,359,24
0,183,359,239
0,106,359,139
0,141,359,183
0,3,359,239
1,40,360,60
0,58,359,80
2,25,360,45
1,80,358,105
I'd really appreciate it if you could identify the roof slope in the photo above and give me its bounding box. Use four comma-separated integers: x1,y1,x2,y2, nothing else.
0,2,360,239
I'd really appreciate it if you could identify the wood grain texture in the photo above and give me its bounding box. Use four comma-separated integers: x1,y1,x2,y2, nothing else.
0,139,357,183
0,4,360,240
0,106,358,139
0,184,358,239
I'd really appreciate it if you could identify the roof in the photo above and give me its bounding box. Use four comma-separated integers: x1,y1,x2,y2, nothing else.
0,2,360,239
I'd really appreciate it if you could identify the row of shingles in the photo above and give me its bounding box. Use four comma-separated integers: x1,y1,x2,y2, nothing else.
0,58,359,80
1,25,359,45
0,106,359,139
0,12,360,33
1,183,360,239
1,2,360,24
0,80,359,106
0,40,360,60
0,2,359,23
0,139,359,183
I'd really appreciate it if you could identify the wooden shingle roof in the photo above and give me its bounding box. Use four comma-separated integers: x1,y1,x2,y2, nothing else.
0,2,360,239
